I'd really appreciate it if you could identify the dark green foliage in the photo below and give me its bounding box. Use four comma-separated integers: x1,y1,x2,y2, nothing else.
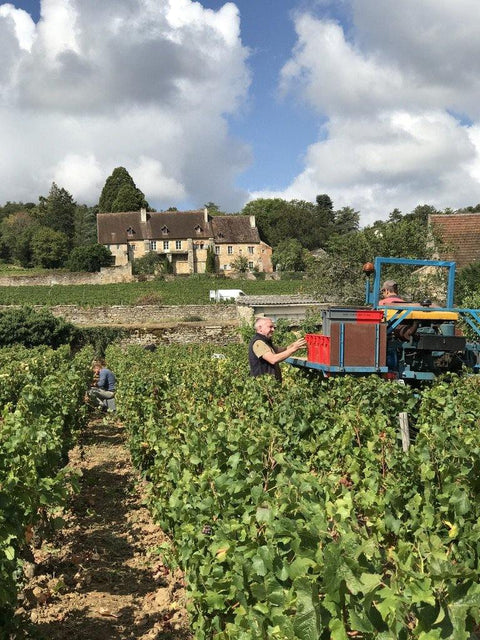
205,245,217,273
231,255,249,273
72,326,127,357
272,238,307,271
0,201,35,223
242,195,348,251
98,167,149,212
73,204,98,246
456,261,480,302
0,211,39,266
110,346,480,639
31,227,70,268
309,206,437,303
0,307,74,348
67,243,114,272
0,346,91,628
132,251,171,275
36,182,76,240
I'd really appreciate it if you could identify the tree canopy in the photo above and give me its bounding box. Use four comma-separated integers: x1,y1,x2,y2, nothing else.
35,182,76,240
98,167,149,213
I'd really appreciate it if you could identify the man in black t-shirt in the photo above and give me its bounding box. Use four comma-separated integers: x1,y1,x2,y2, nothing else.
248,317,306,382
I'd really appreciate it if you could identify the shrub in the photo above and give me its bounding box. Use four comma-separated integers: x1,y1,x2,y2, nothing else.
132,252,172,275
0,307,74,348
67,244,114,272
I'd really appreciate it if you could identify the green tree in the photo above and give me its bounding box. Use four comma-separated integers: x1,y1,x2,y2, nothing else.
204,202,225,215
0,211,39,266
0,307,73,348
231,255,249,273
67,244,113,272
272,239,307,271
242,197,332,250
0,201,35,223
98,167,149,212
31,227,69,268
332,207,360,235
74,204,98,246
132,251,171,275
35,182,76,241
205,245,217,274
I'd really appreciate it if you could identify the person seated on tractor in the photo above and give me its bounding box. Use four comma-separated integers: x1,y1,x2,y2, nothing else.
86,359,116,412
378,280,406,306
379,280,418,340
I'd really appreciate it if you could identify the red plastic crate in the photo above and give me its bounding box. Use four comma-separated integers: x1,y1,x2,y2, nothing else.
305,334,330,364
355,310,384,323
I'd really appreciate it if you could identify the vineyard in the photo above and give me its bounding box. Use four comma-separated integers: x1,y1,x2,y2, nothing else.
108,344,480,640
0,277,303,307
3,342,480,639
0,345,92,634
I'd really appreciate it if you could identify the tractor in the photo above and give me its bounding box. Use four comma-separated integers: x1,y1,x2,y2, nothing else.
287,257,480,382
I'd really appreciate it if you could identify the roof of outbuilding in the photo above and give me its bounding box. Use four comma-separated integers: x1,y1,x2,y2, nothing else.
430,213,480,269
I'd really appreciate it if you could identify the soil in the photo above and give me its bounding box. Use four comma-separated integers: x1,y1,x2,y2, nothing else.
16,416,192,640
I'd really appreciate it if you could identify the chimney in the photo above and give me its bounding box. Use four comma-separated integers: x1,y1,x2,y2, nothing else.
204,207,209,224
249,215,256,228
140,207,147,223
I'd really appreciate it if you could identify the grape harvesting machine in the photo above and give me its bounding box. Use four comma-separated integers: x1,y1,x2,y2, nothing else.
287,256,480,382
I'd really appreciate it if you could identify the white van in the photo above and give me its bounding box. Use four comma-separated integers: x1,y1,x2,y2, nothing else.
209,289,246,302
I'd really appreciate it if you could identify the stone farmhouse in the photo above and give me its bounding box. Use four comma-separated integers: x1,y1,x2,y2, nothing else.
97,208,273,275
429,212,480,269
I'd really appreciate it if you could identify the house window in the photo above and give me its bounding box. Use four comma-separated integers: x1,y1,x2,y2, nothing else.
248,246,254,254
248,261,254,269
163,240,169,250
195,225,203,233
116,244,120,250
126,226,135,237
161,225,169,234
149,240,157,251
176,240,182,250
106,244,110,250
222,264,230,270
215,246,220,255
227,246,233,255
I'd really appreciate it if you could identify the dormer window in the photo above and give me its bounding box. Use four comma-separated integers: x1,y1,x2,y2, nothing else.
217,232,224,239
194,225,203,233
126,226,135,237
161,225,169,234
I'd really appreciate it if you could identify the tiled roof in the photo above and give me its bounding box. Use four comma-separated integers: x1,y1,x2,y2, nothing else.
211,216,260,244
430,213,480,269
98,210,264,245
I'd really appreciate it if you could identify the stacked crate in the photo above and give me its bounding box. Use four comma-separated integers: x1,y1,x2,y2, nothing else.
305,308,386,367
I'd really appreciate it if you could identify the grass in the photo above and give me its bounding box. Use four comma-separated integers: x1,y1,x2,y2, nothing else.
0,277,309,307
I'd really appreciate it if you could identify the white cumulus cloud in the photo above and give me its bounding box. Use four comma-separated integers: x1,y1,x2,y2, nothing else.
0,0,251,211
256,1,480,225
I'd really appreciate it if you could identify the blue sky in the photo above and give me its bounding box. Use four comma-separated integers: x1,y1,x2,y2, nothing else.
2,0,480,224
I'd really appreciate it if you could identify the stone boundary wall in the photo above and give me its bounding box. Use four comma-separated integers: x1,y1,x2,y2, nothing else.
0,264,133,287
0,304,239,326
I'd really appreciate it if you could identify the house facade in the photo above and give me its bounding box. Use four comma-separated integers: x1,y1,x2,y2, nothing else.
97,208,273,275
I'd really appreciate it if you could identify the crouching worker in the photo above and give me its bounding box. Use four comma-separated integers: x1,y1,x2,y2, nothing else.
86,359,116,412
249,317,306,383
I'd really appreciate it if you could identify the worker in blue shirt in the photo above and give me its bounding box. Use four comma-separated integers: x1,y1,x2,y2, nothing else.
87,359,116,412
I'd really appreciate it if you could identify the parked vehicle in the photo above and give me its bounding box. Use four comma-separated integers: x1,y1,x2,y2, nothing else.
209,289,246,302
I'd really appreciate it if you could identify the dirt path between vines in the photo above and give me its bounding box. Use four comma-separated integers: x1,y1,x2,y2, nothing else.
17,416,192,640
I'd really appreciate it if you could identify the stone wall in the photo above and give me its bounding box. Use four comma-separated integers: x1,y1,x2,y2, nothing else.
0,264,133,287
0,304,239,326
